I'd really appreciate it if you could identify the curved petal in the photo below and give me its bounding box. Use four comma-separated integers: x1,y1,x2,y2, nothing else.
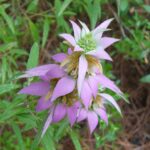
87,48,112,61
70,20,81,41
77,55,88,96
52,53,68,63
92,18,114,35
79,20,90,37
100,93,121,115
36,96,52,112
59,33,76,46
77,109,87,122
53,104,66,122
51,76,75,102
42,107,54,137
81,80,92,109
41,66,65,81
96,74,122,95
18,82,50,96
88,76,99,98
19,64,58,78
100,37,119,49
67,104,79,126
95,108,108,124
87,111,98,134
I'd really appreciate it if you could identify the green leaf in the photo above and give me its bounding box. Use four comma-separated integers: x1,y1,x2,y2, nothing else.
42,18,50,48
0,42,17,52
29,21,39,42
143,5,150,13
27,0,39,12
84,0,101,29
116,0,128,15
120,0,128,12
69,130,82,150
12,123,25,150
42,127,56,150
27,42,39,69
54,120,69,141
0,84,19,95
1,57,7,83
140,74,150,83
0,6,15,34
58,0,73,16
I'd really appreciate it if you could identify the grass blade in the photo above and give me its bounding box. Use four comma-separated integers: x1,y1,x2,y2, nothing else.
27,42,39,69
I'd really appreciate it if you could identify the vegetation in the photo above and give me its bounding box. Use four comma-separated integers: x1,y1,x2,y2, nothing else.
0,0,149,149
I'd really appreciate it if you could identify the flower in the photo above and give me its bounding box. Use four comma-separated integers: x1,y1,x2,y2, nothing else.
42,101,81,137
18,19,124,137
18,64,76,111
52,49,124,109
60,19,119,55
77,93,121,133
57,19,119,96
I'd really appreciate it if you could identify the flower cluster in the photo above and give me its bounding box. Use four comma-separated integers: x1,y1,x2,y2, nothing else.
19,18,124,136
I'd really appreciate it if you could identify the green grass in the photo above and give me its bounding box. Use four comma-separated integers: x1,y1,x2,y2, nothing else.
0,0,149,149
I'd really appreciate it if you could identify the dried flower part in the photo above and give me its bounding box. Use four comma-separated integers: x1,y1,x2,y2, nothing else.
85,54,103,74
92,95,103,108
44,79,59,100
61,51,103,79
61,90,78,106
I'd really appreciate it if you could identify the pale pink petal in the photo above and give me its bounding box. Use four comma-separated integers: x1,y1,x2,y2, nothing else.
87,111,98,134
100,37,119,49
52,53,68,63
51,76,75,102
95,108,108,124
88,76,99,98
42,107,54,137
18,82,50,96
59,33,76,46
77,109,87,122
52,104,66,122
87,48,112,61
36,96,52,112
92,18,114,35
41,66,65,81
79,20,90,37
19,64,58,78
81,80,92,109
70,20,81,41
77,55,88,96
96,74,122,94
100,93,121,114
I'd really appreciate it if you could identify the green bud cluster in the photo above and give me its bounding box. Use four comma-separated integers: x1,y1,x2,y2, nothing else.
77,33,96,52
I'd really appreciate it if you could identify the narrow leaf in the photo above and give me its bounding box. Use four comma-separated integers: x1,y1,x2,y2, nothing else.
58,0,72,16
42,18,50,48
29,21,39,42
12,123,25,150
69,130,82,150
27,42,39,69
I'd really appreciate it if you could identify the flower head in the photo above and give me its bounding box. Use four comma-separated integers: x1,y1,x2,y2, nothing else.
18,18,124,137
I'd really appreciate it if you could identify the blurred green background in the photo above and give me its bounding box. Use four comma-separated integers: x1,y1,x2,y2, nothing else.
0,0,150,149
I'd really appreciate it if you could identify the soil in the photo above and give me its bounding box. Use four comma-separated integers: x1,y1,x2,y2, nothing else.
113,54,150,150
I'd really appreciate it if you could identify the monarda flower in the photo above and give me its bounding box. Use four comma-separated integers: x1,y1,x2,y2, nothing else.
18,19,124,136
58,19,119,96
52,48,124,109
77,93,121,133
